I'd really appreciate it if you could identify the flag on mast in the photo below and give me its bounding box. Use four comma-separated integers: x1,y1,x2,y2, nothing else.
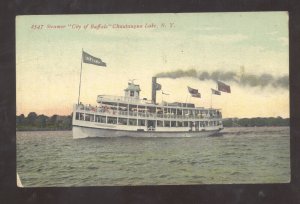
211,88,221,95
82,51,106,66
187,86,201,98
217,81,231,93
155,82,162,90
78,50,106,105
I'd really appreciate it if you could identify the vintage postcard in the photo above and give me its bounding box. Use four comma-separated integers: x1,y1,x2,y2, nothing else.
16,12,289,187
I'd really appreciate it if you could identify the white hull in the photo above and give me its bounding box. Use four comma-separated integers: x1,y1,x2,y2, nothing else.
72,125,222,139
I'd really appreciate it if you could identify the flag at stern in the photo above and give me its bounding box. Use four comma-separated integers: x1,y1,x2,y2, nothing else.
217,81,231,93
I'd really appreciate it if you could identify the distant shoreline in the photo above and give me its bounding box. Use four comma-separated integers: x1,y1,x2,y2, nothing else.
222,117,289,127
16,113,289,131
16,113,72,132
16,127,72,131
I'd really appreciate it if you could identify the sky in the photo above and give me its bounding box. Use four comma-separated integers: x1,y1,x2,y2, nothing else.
16,12,289,118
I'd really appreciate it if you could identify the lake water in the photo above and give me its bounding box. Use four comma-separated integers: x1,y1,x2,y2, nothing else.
16,127,290,187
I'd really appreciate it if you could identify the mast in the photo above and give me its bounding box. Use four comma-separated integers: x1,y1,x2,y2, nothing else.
210,90,212,109
77,48,83,105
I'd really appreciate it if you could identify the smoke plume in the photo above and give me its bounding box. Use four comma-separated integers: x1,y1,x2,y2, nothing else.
155,69,289,89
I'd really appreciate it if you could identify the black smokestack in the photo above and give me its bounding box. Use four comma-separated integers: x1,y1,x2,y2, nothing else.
152,77,157,104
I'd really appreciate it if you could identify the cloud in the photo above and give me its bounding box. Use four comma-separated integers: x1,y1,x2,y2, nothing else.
266,31,279,36
193,26,222,31
195,34,249,44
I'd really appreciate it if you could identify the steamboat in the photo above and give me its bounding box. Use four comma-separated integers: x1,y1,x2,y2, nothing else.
72,77,223,138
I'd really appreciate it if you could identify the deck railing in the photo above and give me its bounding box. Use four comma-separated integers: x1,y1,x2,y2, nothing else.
75,104,222,120
97,95,152,104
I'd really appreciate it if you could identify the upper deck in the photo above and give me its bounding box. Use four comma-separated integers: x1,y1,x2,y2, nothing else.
97,95,220,112
97,95,152,105
75,103,222,121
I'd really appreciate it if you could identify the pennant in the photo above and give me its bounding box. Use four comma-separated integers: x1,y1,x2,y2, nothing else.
211,88,221,95
82,51,106,66
217,81,231,93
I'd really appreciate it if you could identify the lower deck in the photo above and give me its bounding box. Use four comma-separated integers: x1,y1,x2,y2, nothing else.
73,118,223,132
73,104,223,135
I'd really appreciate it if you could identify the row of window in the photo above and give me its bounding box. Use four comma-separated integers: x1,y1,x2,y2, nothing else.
75,113,222,127
80,103,221,117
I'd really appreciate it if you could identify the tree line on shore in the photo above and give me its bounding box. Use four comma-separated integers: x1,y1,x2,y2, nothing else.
16,112,72,131
16,112,289,131
223,117,289,127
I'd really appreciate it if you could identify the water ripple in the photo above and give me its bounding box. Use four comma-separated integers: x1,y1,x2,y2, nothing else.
16,127,290,186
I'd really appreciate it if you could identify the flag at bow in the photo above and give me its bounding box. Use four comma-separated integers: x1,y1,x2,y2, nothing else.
211,88,221,95
217,81,231,93
82,51,106,67
188,86,201,98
